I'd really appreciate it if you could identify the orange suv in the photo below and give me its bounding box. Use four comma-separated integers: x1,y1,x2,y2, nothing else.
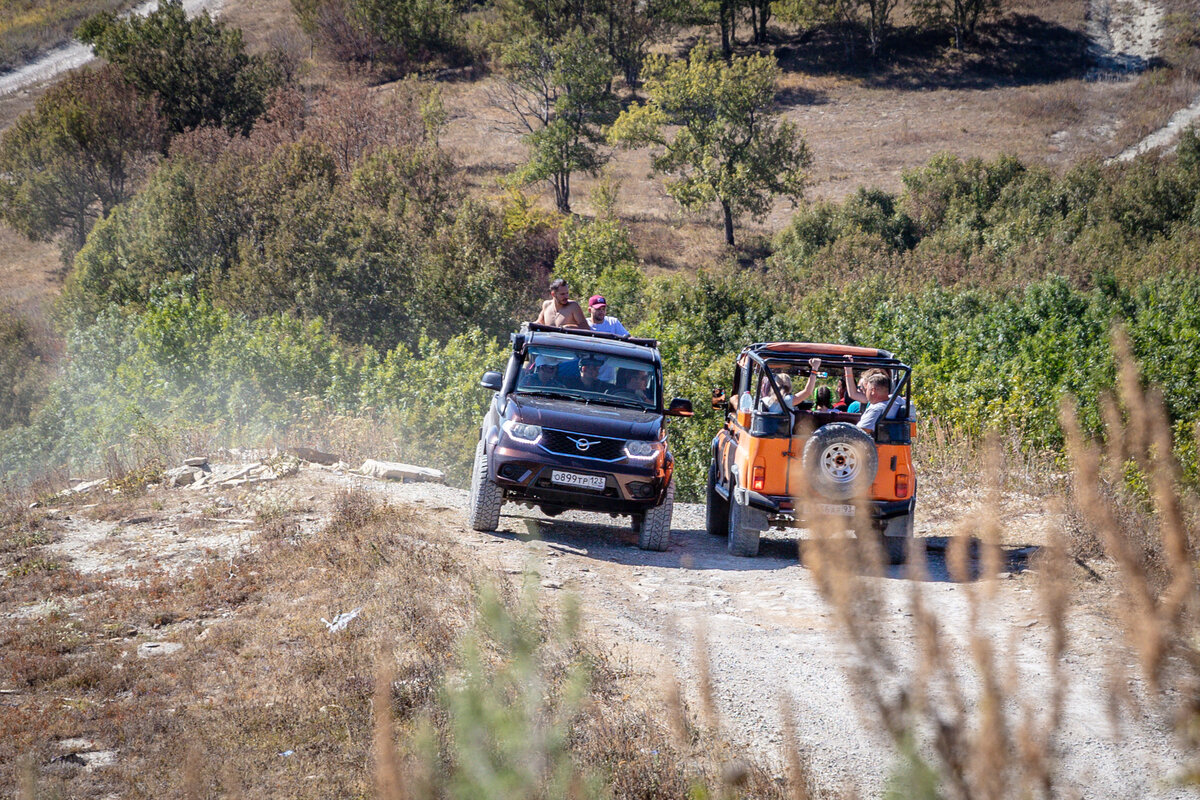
707,343,916,563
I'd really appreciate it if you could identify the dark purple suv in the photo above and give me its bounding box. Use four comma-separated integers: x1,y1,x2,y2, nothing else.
468,324,693,551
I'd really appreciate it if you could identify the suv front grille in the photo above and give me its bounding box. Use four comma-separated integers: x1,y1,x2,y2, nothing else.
540,428,625,461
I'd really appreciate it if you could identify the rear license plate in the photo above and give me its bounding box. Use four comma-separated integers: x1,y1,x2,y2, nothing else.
804,502,857,517
551,470,605,491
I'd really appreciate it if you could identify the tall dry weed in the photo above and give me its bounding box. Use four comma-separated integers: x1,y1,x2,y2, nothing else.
799,435,1071,800
1061,327,1200,778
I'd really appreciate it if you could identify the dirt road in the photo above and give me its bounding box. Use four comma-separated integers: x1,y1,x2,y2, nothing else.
284,467,1189,799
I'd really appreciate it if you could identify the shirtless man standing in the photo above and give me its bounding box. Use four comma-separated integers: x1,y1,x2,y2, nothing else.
535,278,588,329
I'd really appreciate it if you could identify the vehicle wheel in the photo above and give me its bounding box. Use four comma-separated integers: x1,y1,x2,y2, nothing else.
706,462,729,537
467,439,503,532
637,480,674,552
727,497,765,557
880,513,913,565
801,423,878,501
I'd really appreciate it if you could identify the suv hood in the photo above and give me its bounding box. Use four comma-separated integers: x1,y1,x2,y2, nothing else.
507,394,663,440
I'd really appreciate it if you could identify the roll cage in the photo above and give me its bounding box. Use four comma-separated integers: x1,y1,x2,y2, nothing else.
730,343,913,437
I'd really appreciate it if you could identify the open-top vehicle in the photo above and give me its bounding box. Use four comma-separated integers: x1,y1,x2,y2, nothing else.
708,342,916,562
469,323,693,550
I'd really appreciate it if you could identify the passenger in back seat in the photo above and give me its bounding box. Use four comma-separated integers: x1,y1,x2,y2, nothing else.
855,371,909,433
814,386,833,411
759,358,822,413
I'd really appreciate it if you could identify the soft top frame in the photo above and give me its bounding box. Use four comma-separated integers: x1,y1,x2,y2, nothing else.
738,342,912,425
521,322,658,348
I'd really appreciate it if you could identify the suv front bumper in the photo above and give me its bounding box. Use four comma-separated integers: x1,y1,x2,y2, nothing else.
489,440,672,515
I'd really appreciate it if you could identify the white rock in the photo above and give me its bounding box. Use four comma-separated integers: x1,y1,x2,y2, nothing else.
184,457,209,467
137,641,183,658
358,459,445,483
166,466,199,487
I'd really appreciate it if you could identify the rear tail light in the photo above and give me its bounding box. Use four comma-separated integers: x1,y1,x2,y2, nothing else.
752,465,765,492
895,473,909,498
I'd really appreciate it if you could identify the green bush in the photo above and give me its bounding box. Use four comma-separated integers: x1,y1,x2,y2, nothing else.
0,310,47,431
66,134,546,351
77,0,283,135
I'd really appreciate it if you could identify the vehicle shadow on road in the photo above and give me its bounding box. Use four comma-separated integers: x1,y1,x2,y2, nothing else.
496,514,795,572
496,514,1039,581
795,535,1040,583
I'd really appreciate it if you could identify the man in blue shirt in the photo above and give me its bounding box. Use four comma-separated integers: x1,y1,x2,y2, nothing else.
586,295,629,337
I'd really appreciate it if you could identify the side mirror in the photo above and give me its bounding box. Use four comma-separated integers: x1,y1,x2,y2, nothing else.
711,388,726,410
480,371,502,391
666,397,694,417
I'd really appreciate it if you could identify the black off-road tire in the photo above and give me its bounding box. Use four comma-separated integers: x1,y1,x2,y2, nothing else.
727,498,765,557
637,480,674,552
468,439,503,532
801,423,878,501
880,513,913,565
706,462,729,537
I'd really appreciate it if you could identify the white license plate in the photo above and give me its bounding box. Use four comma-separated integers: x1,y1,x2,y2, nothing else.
805,502,857,517
551,470,606,491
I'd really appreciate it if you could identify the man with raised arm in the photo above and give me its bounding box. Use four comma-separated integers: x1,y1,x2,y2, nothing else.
535,278,588,329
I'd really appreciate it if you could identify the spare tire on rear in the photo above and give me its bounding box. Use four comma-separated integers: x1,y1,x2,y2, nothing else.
801,423,878,501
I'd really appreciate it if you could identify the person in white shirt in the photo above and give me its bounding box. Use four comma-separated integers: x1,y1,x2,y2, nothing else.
586,295,629,336
758,358,821,413
852,371,909,433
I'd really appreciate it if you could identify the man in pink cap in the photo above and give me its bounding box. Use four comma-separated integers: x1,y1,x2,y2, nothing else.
586,295,629,337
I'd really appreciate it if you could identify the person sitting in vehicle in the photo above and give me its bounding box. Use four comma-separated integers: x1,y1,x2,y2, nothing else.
610,367,654,404
814,385,834,411
833,377,850,412
853,371,909,433
535,278,588,329
758,373,793,413
759,358,822,413
566,355,612,393
843,366,886,414
521,355,565,388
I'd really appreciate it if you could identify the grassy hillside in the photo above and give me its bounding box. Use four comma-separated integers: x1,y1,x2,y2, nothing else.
0,0,135,71
0,0,1198,500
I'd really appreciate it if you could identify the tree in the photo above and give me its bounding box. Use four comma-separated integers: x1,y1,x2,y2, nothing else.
490,30,617,214
600,0,680,85
911,0,1001,49
77,0,282,136
773,0,897,57
290,0,464,76
0,66,165,254
609,44,810,247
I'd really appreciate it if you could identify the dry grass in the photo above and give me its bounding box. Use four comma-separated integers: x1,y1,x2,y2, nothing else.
796,433,1074,799
0,0,134,71
789,325,1200,798
1,480,796,798
1061,328,1200,774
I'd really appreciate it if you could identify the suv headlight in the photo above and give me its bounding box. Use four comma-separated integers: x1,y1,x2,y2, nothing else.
503,420,542,444
624,439,662,460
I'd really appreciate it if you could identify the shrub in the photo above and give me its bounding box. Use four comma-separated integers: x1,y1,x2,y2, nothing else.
77,0,283,136
0,309,47,430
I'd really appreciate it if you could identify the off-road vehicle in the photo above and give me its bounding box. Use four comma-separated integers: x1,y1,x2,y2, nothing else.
707,343,916,563
468,323,693,550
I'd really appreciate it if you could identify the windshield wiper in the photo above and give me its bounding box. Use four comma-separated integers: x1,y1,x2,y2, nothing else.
592,397,653,411
517,389,582,403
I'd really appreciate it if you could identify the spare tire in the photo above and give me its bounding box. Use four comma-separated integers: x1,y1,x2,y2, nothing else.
801,423,878,501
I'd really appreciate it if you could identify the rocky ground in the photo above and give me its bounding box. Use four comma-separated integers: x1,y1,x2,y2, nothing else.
8,453,1194,798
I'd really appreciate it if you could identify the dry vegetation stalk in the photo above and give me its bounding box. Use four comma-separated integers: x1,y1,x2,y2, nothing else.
798,435,1071,799
1061,327,1200,777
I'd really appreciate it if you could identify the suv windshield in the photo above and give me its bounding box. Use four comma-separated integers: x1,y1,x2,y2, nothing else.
517,345,659,410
